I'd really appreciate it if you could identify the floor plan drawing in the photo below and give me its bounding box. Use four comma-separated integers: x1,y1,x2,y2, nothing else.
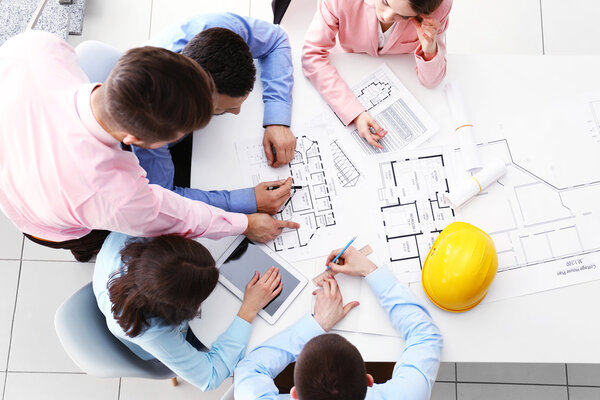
373,150,455,283
236,134,343,261
452,139,600,302
349,64,438,156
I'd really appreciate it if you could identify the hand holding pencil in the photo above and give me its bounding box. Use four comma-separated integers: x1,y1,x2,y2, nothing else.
326,246,377,278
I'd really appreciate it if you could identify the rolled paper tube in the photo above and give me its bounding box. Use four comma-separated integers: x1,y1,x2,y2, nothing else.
444,81,483,173
445,159,507,209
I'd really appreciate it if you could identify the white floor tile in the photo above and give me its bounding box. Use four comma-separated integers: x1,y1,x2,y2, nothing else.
457,383,567,400
541,0,600,55
569,387,600,400
120,376,232,400
250,0,274,22
445,0,543,54
567,364,600,386
0,261,20,371
432,382,456,400
457,363,567,385
8,261,93,373
0,213,23,260
437,362,456,381
67,0,152,50
149,0,251,39
3,372,119,400
0,371,4,390
22,238,76,262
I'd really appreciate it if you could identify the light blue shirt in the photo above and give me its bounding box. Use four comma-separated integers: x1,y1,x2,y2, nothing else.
132,12,294,213
233,267,443,399
93,232,252,391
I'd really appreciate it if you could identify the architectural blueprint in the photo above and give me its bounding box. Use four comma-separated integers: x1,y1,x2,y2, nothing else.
451,139,600,303
236,132,348,262
349,64,438,155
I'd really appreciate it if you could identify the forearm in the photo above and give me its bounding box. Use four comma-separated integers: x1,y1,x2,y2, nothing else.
173,187,257,214
414,35,447,88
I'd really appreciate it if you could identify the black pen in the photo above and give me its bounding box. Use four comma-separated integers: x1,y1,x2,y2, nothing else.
267,185,304,190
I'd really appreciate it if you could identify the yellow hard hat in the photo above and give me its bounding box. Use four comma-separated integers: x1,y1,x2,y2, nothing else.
422,222,497,312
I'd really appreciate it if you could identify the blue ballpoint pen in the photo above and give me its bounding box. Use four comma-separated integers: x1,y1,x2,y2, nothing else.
327,236,357,270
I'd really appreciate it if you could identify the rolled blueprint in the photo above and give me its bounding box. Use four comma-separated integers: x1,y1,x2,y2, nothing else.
445,159,507,209
445,81,483,173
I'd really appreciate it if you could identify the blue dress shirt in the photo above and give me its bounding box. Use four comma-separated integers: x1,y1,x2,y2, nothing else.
131,12,294,214
233,267,444,399
93,232,253,391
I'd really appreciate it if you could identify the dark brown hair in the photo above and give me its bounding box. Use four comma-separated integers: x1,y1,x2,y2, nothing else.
294,334,367,400
409,0,444,15
108,235,218,338
181,28,256,98
104,46,215,143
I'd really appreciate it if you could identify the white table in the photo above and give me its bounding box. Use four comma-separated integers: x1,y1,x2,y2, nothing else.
189,25,600,362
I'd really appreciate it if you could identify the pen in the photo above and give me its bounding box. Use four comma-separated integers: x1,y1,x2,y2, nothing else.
267,185,303,190
327,236,357,269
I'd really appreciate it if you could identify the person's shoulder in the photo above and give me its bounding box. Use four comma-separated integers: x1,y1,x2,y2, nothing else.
1,31,74,61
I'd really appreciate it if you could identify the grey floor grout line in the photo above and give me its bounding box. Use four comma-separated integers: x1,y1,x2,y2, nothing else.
565,363,570,400
454,362,458,400
2,238,24,400
147,0,154,40
5,371,86,375
117,378,121,400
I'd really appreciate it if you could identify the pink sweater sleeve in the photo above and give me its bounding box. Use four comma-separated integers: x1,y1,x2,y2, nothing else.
413,0,452,88
301,0,365,126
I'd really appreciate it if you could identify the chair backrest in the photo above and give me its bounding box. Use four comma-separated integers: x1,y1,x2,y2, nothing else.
55,282,175,380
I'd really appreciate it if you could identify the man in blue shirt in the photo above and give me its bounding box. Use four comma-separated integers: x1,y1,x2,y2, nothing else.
234,246,443,399
131,12,296,215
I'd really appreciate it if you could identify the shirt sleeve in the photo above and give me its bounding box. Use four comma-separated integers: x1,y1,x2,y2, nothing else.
413,0,452,88
131,144,257,214
301,0,365,126
365,267,443,400
148,12,293,127
234,314,325,399
137,316,252,391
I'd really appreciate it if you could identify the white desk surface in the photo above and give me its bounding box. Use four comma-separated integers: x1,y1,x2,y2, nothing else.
189,49,600,363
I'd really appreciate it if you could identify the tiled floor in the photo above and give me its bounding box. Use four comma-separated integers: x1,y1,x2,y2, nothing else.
1,0,600,399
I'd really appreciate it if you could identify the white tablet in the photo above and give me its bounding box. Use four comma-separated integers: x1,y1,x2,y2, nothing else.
215,236,307,324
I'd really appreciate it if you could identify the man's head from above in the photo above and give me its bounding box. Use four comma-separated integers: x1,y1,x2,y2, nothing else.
182,27,256,116
108,235,218,338
100,46,215,149
291,334,374,400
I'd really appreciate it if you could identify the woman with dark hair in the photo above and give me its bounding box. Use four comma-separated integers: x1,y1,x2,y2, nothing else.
93,232,282,391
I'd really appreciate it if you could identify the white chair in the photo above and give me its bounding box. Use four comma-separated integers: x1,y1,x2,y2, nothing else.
54,282,176,381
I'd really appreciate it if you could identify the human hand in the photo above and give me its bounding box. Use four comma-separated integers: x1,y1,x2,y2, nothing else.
244,213,300,243
326,246,377,277
263,125,297,167
254,177,292,215
411,16,441,60
313,276,359,332
238,267,283,322
352,111,387,149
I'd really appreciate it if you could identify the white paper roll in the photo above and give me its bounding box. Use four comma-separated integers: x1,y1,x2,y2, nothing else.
445,159,507,209
444,81,483,173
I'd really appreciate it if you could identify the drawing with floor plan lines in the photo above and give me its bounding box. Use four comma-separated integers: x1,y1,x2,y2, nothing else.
330,140,361,187
452,139,600,302
236,134,343,261
349,64,438,155
372,149,455,283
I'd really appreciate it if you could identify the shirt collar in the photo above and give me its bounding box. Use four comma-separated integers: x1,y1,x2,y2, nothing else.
75,83,121,148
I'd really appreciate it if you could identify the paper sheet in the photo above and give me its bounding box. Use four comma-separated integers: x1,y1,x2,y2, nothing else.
348,64,438,155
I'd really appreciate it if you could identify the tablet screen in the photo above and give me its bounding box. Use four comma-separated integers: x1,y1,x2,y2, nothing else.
220,238,301,316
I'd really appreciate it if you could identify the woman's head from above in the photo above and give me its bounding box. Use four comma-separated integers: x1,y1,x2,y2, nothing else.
108,235,218,337
375,0,443,25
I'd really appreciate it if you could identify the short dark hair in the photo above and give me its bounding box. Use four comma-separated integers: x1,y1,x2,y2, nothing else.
181,27,256,98
108,235,218,338
104,46,215,143
409,0,444,15
294,334,367,400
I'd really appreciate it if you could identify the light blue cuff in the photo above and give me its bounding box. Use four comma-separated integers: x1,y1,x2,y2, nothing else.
227,316,253,344
229,188,257,214
263,101,292,127
365,266,399,294
299,314,327,339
